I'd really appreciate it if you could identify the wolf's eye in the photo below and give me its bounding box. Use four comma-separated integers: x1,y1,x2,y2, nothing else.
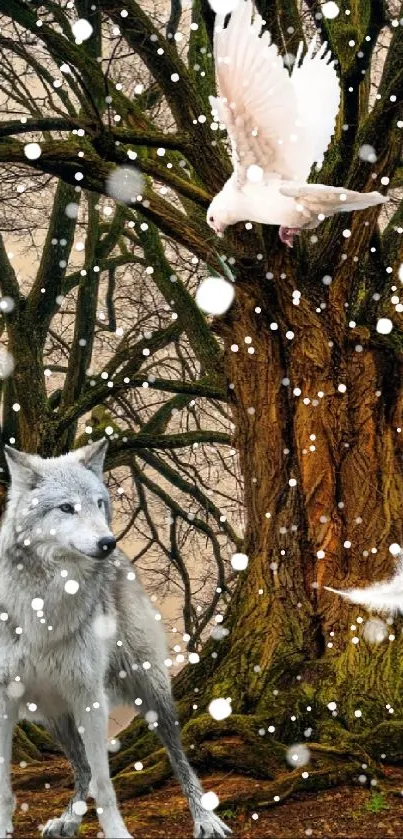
97,498,104,509
59,503,75,514
209,215,214,223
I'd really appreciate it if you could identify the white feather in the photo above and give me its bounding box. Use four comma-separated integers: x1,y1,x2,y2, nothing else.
291,39,340,175
212,0,302,184
324,564,403,616
279,183,388,219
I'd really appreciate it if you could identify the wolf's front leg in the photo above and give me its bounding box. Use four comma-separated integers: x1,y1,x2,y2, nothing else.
42,714,91,837
72,690,132,839
129,668,231,838
0,692,17,838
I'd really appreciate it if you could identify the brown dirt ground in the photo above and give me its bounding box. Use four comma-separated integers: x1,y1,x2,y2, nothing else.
11,757,403,838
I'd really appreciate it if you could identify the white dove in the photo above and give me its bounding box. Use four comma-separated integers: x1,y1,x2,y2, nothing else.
206,0,387,247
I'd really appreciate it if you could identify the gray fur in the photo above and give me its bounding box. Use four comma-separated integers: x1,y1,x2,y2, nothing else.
0,443,230,839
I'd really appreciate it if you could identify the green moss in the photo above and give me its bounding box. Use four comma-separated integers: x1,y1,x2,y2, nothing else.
19,721,60,754
326,0,371,74
12,725,42,763
365,790,389,813
365,721,403,763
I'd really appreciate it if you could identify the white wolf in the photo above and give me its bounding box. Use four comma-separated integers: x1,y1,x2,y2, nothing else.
0,441,230,839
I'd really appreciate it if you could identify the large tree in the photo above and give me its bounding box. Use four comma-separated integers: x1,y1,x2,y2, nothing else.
1,0,403,805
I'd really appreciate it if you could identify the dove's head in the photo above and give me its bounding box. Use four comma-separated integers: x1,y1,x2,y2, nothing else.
206,192,234,238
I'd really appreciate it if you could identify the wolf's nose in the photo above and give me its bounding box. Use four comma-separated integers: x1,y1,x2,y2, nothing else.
98,536,116,555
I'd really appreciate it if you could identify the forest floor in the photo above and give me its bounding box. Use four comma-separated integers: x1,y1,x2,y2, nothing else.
11,756,403,838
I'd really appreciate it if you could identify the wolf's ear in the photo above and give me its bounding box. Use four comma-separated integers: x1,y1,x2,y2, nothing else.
75,439,108,479
4,446,42,491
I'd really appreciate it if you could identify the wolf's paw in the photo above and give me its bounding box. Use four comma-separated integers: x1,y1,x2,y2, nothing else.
193,812,232,838
42,816,81,837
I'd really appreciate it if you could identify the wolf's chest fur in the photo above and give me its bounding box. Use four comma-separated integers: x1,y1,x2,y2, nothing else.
0,552,120,721
0,598,114,722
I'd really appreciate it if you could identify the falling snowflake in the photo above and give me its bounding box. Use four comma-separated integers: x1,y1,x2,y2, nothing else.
92,613,117,639
71,19,93,43
72,801,87,816
210,625,230,640
0,349,15,379
65,202,79,219
376,318,393,334
208,697,232,720
322,1,340,19
7,681,25,699
24,143,41,160
64,579,79,595
362,617,388,645
107,738,121,753
106,166,144,204
189,652,200,664
359,144,377,163
0,296,15,314
201,791,219,811
230,552,249,570
286,743,311,767
31,598,44,611
195,277,235,315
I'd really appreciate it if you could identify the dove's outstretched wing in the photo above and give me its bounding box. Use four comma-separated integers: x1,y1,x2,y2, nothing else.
290,39,341,178
279,183,387,222
210,0,305,185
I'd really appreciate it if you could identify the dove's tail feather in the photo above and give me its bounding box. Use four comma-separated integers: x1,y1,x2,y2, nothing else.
324,571,403,615
279,183,388,220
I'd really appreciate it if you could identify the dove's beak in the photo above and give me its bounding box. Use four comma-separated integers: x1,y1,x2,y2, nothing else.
213,223,226,238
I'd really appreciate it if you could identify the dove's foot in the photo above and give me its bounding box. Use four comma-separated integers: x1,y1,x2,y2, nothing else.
279,226,300,248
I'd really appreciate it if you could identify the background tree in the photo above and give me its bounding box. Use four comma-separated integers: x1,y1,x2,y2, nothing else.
0,176,241,640
0,0,403,807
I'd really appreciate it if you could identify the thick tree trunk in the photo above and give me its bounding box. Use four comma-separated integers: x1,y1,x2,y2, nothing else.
114,239,403,795
194,255,403,737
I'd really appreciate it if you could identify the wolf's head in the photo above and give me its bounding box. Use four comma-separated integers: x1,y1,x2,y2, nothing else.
3,440,117,559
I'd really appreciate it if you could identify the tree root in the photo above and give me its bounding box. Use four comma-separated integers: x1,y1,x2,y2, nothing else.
12,722,60,764
364,721,403,763
111,724,160,776
113,713,382,804
115,755,171,799
12,725,43,763
221,761,368,810
19,722,61,754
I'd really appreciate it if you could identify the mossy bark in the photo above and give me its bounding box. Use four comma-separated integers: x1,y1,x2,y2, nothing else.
117,241,403,786
176,260,403,747
12,722,60,764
